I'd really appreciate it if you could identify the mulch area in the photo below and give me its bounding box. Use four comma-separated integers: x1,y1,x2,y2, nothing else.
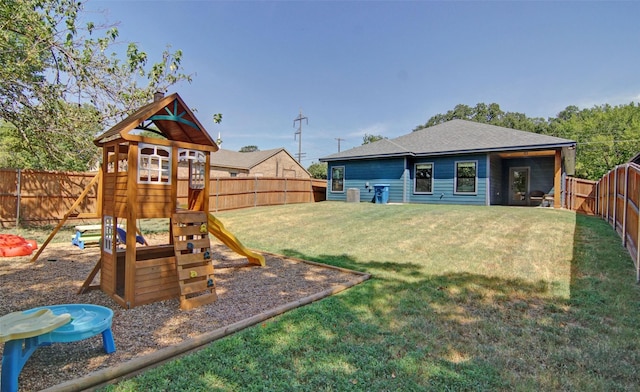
0,236,367,391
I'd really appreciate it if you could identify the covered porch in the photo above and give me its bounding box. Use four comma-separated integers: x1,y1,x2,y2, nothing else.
489,148,569,208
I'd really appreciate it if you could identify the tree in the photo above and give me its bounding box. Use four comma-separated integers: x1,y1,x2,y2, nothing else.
413,101,640,181
307,162,327,179
548,103,640,180
0,0,193,170
362,133,386,145
239,145,259,152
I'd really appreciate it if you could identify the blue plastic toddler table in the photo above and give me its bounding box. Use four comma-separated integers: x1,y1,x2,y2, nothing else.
0,304,115,392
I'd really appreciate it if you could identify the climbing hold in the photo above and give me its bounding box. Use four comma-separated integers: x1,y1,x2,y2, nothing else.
207,279,214,287
203,250,211,260
200,223,207,233
186,242,194,250
190,270,198,278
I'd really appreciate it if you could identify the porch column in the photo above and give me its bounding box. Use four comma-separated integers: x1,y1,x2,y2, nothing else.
554,149,562,208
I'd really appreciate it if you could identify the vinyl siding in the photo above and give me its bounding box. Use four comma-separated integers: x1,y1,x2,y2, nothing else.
327,158,405,202
501,157,555,199
408,154,488,205
326,154,557,206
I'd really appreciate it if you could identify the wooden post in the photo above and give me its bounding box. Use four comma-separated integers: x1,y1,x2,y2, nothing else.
595,179,599,217
125,144,139,308
605,172,611,223
554,149,562,208
613,167,618,232
29,171,101,262
623,165,629,247
215,177,219,212
637,171,640,282
203,151,211,213
15,169,21,228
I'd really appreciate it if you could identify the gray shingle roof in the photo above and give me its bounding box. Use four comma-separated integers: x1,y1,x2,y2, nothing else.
211,148,290,170
320,119,576,161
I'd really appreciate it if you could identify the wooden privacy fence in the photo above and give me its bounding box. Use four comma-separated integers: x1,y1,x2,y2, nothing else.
565,164,640,282
564,176,597,215
0,169,326,227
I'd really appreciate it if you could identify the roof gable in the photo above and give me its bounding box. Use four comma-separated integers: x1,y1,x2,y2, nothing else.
211,148,293,170
94,92,217,150
321,119,575,161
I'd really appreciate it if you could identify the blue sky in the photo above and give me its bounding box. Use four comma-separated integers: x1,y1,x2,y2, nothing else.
86,1,640,168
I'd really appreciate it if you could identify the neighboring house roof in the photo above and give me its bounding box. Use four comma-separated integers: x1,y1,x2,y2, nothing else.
211,148,299,171
320,119,576,161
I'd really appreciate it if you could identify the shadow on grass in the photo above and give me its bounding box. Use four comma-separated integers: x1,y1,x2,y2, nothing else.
106,212,640,392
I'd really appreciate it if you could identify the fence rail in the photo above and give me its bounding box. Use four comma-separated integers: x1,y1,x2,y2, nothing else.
564,164,640,282
0,169,326,227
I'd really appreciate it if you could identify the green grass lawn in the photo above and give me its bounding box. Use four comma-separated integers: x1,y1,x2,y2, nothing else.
90,202,640,391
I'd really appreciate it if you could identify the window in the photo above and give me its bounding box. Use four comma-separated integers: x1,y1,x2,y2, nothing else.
455,161,477,194
331,166,344,192
178,149,206,189
103,216,114,254
138,143,171,184
414,163,433,194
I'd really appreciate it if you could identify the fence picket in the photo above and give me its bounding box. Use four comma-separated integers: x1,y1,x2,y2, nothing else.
565,164,640,282
0,169,326,226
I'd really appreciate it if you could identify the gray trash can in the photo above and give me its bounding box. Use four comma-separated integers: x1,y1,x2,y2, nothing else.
347,188,360,203
374,184,390,204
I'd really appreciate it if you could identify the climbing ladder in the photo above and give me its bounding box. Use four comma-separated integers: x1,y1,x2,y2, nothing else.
172,211,217,310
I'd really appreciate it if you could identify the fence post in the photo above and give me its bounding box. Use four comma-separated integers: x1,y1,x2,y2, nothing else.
623,165,629,247
595,179,599,217
215,178,219,212
15,168,21,228
284,178,287,205
572,177,576,211
613,167,618,232
254,177,258,207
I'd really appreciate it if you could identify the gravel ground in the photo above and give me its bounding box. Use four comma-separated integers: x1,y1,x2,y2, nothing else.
0,236,365,391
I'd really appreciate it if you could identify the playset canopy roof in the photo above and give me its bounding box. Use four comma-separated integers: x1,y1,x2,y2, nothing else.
93,92,218,152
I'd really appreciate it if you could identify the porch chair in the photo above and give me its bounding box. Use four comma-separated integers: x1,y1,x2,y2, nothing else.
529,190,545,206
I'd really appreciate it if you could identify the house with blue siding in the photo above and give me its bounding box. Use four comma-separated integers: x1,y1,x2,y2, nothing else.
319,120,576,207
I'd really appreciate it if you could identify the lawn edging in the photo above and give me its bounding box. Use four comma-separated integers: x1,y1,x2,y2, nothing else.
41,255,371,392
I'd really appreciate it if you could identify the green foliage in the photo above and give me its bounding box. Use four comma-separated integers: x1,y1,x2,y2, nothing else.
414,102,547,133
239,145,259,152
362,133,386,145
416,102,640,180
0,0,193,170
547,103,640,180
307,162,327,179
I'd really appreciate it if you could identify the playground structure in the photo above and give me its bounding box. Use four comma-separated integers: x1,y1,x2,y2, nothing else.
31,92,265,309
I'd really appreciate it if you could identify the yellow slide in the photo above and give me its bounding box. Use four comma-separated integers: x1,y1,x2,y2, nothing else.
207,213,265,266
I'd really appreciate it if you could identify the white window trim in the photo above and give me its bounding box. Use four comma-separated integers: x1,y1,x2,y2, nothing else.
454,160,478,195
103,216,114,254
413,162,434,195
331,166,345,193
138,143,172,185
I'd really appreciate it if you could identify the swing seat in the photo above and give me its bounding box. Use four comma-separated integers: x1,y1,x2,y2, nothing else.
116,228,145,245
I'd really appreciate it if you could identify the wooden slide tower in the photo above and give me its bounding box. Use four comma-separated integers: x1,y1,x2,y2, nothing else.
82,92,223,309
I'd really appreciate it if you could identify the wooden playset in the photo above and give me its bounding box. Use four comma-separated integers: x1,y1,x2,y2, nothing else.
31,92,264,310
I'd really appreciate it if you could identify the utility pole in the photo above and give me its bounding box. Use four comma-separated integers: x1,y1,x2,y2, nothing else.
335,138,345,152
293,109,308,163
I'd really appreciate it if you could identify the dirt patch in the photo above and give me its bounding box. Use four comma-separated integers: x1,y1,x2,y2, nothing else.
0,235,366,391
